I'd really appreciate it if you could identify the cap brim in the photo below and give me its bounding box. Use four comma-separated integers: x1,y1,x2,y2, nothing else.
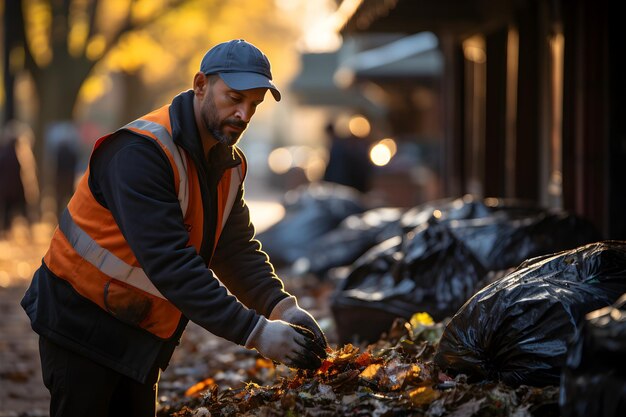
219,72,281,102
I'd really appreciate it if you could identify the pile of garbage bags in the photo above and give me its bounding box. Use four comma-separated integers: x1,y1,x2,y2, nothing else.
328,195,600,343
255,184,602,344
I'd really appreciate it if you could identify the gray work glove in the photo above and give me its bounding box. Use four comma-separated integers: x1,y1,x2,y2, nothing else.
245,316,326,369
270,296,328,349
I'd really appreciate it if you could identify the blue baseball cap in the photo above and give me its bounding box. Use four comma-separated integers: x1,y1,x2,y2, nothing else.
200,39,281,102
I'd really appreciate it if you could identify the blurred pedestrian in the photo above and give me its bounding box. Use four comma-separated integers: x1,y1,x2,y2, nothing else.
54,139,78,217
0,121,39,236
322,119,372,193
22,39,327,416
45,121,80,219
46,120,80,218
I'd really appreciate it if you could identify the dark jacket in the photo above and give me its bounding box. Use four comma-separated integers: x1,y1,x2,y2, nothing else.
21,90,288,383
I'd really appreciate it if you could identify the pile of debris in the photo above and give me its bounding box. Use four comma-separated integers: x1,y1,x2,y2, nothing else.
157,313,559,417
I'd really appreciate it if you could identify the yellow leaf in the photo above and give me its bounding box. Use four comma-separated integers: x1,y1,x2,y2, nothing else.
410,312,435,327
407,386,440,406
359,363,381,380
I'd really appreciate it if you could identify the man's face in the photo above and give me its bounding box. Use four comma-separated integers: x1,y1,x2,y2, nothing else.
198,76,267,147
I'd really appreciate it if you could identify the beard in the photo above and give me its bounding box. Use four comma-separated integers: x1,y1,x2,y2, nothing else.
200,89,247,147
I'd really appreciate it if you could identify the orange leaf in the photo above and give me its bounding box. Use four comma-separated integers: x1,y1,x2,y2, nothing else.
317,359,333,375
355,352,372,367
184,377,215,397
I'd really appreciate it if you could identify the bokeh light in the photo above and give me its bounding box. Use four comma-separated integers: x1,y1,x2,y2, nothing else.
370,143,392,166
267,147,293,174
348,115,371,138
369,138,397,166
379,138,397,157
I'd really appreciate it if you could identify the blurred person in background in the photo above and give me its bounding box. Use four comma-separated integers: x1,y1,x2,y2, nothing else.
45,121,81,220
21,39,327,417
0,120,39,237
322,119,372,193
54,139,78,218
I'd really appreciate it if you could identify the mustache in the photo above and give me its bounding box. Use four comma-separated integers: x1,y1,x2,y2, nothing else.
224,119,247,129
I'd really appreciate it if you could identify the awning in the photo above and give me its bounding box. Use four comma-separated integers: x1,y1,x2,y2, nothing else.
339,0,514,36
288,51,384,113
337,32,442,80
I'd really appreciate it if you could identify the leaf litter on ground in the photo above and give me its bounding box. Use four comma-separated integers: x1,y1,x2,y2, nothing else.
157,312,559,417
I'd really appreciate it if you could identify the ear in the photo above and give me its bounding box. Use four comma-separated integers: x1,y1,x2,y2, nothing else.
193,72,208,97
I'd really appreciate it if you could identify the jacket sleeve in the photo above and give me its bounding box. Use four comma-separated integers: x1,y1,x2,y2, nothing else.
210,185,290,317
90,132,260,345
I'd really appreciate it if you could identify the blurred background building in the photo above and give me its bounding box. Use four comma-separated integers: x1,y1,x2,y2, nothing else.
289,0,623,240
1,0,623,239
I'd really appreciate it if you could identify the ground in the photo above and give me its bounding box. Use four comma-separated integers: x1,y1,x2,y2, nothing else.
0,221,52,417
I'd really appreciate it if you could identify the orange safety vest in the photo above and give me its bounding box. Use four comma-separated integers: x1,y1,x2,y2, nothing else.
43,105,246,339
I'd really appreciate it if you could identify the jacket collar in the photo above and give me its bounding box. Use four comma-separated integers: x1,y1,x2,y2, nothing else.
169,90,242,170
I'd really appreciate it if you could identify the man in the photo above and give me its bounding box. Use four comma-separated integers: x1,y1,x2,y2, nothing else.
21,39,328,416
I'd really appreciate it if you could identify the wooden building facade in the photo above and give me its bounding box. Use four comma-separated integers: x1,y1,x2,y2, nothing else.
340,0,624,239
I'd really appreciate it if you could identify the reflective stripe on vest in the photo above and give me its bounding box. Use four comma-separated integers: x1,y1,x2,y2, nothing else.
124,119,190,216
59,208,167,299
221,163,242,231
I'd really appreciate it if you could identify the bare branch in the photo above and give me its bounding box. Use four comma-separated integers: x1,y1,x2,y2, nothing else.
17,0,39,76
48,0,73,59
85,0,101,43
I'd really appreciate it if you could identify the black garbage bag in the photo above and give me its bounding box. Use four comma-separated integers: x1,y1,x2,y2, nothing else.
398,195,494,232
295,207,405,278
560,292,626,417
450,209,600,272
331,217,486,344
293,196,494,279
256,182,365,267
398,195,535,232
401,195,601,272
434,241,626,388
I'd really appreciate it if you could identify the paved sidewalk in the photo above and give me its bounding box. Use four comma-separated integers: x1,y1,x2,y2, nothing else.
0,223,52,416
0,285,49,416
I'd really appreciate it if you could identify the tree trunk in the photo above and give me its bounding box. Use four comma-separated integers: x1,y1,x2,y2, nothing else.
117,71,152,126
3,0,28,123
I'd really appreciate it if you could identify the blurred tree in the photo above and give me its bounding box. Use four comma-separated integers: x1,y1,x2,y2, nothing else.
4,0,297,201
3,0,28,123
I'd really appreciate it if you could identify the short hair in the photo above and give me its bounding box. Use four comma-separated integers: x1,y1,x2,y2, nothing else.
206,74,220,86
